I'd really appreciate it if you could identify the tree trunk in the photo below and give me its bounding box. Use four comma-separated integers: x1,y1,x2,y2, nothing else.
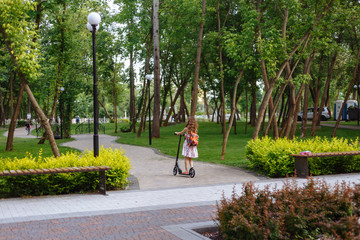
190,0,206,116
289,83,304,139
0,89,5,125
129,45,136,133
6,81,25,151
217,0,226,136
113,65,118,133
250,84,257,127
137,81,149,137
263,83,287,136
164,80,188,126
310,54,324,136
252,62,287,140
38,61,62,144
332,48,360,137
220,67,245,160
24,83,60,157
10,72,14,119
160,67,173,126
203,90,210,120
137,32,152,137
98,99,113,121
245,86,248,134
152,0,161,138
1,23,60,157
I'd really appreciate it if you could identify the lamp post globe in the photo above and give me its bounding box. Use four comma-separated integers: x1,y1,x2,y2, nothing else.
87,22,99,32
145,74,153,81
87,12,101,26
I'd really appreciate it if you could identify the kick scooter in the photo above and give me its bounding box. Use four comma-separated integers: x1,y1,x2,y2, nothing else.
173,133,195,178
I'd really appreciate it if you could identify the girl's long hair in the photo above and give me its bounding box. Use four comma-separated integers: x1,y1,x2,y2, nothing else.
186,116,198,133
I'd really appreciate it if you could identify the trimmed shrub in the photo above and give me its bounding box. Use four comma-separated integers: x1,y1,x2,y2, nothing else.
217,179,360,240
0,147,131,197
246,136,360,177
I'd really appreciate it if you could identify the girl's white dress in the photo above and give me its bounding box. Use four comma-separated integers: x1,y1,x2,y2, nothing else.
182,133,198,158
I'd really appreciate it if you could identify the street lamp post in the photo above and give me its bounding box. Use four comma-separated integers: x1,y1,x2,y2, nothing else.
87,12,101,157
60,87,64,139
355,84,360,126
146,74,153,145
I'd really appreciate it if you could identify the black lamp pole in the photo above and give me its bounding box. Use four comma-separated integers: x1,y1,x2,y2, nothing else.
92,25,99,157
60,95,63,139
148,79,152,145
357,82,359,126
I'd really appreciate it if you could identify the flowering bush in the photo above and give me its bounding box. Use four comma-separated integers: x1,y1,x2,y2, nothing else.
217,179,360,240
246,136,360,177
0,147,131,197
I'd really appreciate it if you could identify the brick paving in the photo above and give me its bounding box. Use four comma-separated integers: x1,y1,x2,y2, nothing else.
0,205,216,240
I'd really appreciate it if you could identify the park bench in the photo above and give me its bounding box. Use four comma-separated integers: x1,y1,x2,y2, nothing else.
0,166,111,195
291,151,360,178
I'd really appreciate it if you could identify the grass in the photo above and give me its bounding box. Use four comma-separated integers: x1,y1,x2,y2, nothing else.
1,120,358,169
102,120,359,169
0,127,80,159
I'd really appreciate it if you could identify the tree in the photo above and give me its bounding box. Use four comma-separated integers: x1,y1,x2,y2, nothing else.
152,0,161,138
0,0,60,156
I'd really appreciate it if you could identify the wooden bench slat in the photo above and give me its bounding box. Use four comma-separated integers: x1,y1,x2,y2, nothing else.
292,151,360,178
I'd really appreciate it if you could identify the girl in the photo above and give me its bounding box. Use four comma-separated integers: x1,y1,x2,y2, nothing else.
175,116,198,174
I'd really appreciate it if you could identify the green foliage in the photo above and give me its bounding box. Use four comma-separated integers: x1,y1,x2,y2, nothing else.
0,0,40,80
16,120,27,127
246,136,360,177
120,125,131,132
217,179,360,240
0,147,131,197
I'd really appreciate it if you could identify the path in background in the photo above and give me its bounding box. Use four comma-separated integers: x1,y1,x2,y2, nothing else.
3,125,36,139
60,134,262,190
4,127,262,189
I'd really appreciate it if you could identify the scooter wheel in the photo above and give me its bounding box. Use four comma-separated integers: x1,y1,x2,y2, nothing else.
189,168,195,178
173,166,178,176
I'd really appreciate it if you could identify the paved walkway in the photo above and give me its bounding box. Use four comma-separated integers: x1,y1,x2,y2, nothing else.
60,134,263,190
1,127,360,239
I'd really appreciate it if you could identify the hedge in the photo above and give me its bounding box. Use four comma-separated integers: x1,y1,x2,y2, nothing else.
0,147,131,197
246,136,360,177
217,179,360,240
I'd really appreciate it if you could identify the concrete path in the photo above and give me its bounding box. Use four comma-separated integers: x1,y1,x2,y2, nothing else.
4,127,262,190
60,134,262,190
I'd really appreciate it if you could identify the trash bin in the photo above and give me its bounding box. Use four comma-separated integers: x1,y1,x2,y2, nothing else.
348,107,359,120
334,100,344,120
346,100,358,120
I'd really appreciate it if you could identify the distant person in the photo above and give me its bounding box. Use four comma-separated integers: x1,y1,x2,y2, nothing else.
25,120,31,135
76,116,80,124
175,116,198,174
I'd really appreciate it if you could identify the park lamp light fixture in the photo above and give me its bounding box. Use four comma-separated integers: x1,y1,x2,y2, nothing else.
145,74,153,80
87,11,101,157
87,12,101,27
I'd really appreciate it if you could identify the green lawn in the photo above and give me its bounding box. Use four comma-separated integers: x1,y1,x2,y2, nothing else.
0,128,79,159
103,121,359,169
1,121,358,169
